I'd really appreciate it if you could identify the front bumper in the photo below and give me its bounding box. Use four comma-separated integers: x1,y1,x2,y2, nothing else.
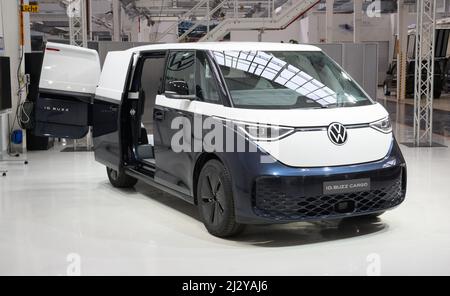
252,165,405,221
221,139,407,224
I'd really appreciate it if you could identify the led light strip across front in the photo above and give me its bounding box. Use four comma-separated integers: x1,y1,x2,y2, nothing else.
210,116,379,142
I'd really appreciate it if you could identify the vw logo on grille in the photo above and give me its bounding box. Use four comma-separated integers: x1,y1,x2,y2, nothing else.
327,122,348,145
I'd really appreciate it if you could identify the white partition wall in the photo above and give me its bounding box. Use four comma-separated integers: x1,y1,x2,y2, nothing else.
314,43,379,100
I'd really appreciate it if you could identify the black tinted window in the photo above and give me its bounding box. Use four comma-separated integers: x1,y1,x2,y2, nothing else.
165,51,195,96
195,51,221,104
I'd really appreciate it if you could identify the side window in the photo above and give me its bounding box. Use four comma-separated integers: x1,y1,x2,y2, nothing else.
195,51,221,104
165,51,195,96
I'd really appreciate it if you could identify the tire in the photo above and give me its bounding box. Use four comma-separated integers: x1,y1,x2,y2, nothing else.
197,159,245,237
106,167,138,188
383,83,391,96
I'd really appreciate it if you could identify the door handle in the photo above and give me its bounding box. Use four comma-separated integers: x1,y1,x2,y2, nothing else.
154,110,165,121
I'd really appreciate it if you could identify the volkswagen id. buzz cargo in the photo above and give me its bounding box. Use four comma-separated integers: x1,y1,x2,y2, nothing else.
33,42,407,237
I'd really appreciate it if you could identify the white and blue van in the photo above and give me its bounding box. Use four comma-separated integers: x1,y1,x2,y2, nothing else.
33,42,407,237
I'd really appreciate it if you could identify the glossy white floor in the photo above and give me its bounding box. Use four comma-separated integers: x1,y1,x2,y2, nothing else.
0,122,449,276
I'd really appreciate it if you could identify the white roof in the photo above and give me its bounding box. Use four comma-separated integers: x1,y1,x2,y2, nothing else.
97,42,321,101
127,42,322,53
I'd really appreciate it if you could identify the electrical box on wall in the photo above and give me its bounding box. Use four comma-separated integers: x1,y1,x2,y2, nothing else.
0,56,12,112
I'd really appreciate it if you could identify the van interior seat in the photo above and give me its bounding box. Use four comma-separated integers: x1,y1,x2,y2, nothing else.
135,55,165,161
137,125,154,160
139,56,165,140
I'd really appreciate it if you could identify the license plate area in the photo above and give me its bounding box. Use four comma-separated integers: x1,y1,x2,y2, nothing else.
323,178,371,195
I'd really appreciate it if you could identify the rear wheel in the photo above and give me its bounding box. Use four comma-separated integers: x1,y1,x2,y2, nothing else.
106,167,138,188
197,159,244,237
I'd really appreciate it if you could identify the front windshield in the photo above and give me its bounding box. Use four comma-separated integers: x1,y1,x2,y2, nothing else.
212,50,373,109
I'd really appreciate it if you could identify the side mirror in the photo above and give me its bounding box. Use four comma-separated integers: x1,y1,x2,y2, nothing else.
167,80,189,95
165,80,196,100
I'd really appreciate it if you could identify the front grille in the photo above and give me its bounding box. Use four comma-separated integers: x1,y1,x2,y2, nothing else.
253,178,405,220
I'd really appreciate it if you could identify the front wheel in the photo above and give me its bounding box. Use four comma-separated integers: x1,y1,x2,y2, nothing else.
106,167,138,188
197,159,245,237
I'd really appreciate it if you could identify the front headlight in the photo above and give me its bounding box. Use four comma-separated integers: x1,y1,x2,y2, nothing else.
370,116,392,133
237,122,295,141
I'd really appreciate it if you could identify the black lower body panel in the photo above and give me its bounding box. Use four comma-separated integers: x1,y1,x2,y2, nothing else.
252,166,406,221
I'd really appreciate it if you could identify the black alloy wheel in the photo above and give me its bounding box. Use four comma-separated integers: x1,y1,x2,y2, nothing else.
197,159,244,237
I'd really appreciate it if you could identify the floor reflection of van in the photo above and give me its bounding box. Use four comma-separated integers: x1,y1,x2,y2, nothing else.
33,42,407,237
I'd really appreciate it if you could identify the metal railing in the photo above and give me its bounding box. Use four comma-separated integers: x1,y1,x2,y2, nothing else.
155,0,211,41
200,0,320,41
177,1,228,41
155,0,318,42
